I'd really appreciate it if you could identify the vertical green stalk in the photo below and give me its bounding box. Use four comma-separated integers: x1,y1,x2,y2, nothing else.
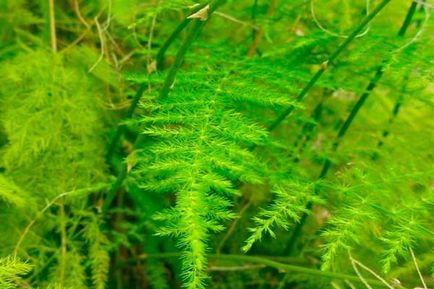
371,75,408,160
373,1,424,159
291,89,332,163
284,1,420,256
48,0,57,52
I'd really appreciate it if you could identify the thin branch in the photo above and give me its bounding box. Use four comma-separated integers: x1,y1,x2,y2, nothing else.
350,254,395,289
350,257,373,289
216,199,252,254
13,184,109,257
410,248,428,289
88,16,105,72
247,0,276,57
140,253,402,287
214,11,259,29
310,0,371,38
48,0,57,52
105,3,211,162
73,0,90,29
59,201,66,287
267,0,392,132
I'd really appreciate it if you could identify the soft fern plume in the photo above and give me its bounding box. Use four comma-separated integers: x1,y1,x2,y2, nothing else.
0,49,107,198
320,190,378,271
243,180,320,252
0,175,26,208
83,214,110,289
51,249,86,289
381,196,433,274
320,165,433,274
133,68,268,288
0,49,109,286
0,256,32,289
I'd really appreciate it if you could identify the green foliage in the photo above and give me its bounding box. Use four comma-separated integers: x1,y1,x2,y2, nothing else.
0,50,107,198
83,214,110,289
0,257,32,289
133,68,267,287
243,181,319,252
0,1,433,289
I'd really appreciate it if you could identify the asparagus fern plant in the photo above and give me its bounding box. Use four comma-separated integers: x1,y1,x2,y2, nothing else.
0,0,432,289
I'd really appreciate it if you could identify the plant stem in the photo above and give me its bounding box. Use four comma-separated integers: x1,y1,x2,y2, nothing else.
106,4,212,165
247,0,276,57
48,0,57,52
106,84,147,162
373,1,424,159
267,0,391,132
372,74,408,160
216,198,252,254
140,253,403,288
59,201,66,287
284,0,420,256
291,89,332,162
155,3,207,70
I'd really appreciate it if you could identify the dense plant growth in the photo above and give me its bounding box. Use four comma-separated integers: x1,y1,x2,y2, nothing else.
0,0,433,288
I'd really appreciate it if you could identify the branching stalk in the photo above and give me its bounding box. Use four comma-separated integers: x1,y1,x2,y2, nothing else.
48,0,57,52
267,0,392,132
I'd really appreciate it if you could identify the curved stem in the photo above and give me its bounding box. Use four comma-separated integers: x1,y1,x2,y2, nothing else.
139,252,402,288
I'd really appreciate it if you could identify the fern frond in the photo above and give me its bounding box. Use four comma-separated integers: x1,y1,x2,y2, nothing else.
133,67,268,287
0,257,32,289
83,214,110,289
381,202,432,273
243,181,319,252
0,49,107,199
0,175,26,207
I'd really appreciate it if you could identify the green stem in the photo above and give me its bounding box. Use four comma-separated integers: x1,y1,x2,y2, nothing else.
284,0,420,256
373,0,422,159
267,0,392,132
372,74,408,160
140,253,402,288
155,3,208,70
291,89,332,162
106,84,147,162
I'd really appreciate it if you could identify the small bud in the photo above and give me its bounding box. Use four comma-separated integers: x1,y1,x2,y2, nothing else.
391,279,401,287
320,60,329,69
147,60,157,73
187,5,210,21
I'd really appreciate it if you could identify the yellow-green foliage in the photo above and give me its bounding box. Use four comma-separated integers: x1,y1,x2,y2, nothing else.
0,1,433,289
0,257,32,289
0,49,107,199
